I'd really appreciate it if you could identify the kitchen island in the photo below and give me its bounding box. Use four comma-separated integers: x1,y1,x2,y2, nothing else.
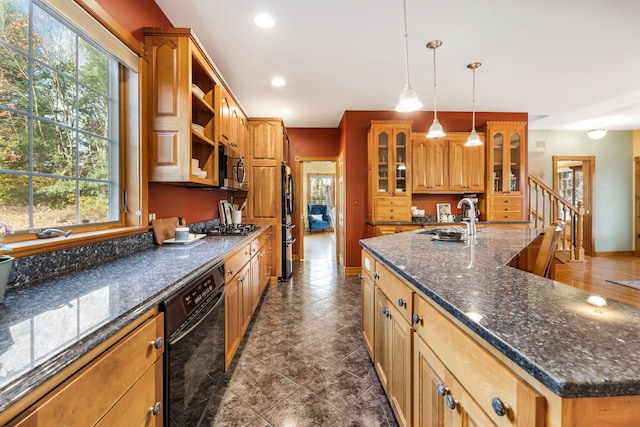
360,227,640,426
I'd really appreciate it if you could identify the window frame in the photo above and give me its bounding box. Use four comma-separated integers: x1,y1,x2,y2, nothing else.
1,0,146,256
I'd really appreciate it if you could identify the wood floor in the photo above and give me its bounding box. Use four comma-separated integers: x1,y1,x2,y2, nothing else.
555,255,640,308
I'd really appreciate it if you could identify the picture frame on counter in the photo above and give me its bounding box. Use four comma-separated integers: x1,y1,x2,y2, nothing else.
219,200,233,225
437,203,451,223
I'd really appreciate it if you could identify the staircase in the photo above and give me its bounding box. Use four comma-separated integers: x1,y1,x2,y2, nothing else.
528,174,585,262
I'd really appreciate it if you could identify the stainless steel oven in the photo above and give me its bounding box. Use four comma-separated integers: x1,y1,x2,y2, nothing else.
162,261,225,427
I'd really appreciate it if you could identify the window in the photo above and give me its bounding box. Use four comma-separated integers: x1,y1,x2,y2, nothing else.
0,0,139,237
308,174,334,207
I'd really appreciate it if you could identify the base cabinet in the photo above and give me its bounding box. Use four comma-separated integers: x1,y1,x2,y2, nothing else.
7,311,164,427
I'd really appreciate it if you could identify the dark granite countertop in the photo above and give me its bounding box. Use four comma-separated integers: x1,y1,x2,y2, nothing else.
0,229,266,413
360,228,640,398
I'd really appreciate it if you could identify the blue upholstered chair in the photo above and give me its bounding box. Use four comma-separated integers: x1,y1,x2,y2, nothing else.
308,204,330,232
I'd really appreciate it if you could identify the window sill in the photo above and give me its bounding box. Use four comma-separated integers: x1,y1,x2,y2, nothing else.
5,226,151,258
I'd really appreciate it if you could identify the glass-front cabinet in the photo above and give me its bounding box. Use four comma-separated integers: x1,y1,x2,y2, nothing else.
484,121,527,221
367,121,412,223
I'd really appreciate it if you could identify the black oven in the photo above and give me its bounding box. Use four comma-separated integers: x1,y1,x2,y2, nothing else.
218,145,247,190
162,261,225,427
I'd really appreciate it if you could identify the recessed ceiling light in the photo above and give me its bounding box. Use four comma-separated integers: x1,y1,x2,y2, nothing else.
254,13,275,29
280,109,290,116
271,77,286,87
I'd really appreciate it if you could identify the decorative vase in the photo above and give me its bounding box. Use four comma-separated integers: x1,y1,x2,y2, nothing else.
0,255,14,303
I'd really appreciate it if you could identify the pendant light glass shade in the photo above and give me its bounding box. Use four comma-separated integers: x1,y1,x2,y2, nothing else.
395,0,422,112
426,40,445,138
465,62,483,147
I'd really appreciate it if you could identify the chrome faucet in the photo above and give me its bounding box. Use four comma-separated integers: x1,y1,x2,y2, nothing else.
457,198,476,236
36,228,73,239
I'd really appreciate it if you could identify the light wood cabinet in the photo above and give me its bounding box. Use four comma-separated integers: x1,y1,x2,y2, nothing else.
224,266,243,369
145,27,219,187
361,251,376,358
246,118,287,278
412,133,484,194
368,121,413,223
216,86,247,157
8,311,163,427
483,121,527,221
371,224,421,237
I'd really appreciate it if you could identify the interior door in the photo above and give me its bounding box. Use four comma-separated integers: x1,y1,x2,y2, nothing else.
553,156,595,256
635,157,640,257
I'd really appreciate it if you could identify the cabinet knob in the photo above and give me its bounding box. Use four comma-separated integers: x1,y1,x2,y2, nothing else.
437,383,448,396
150,402,162,416
149,337,163,349
397,298,405,308
412,313,422,324
228,269,234,276
381,307,390,318
446,395,457,410
491,397,508,417
373,272,378,279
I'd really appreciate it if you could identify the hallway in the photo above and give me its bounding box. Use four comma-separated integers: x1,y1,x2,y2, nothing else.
303,230,336,260
208,258,396,426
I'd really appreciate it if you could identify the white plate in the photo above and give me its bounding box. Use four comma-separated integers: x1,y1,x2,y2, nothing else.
164,234,206,244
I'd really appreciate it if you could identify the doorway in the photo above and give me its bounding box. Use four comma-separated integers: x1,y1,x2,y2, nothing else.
294,158,338,261
552,156,595,256
635,157,640,257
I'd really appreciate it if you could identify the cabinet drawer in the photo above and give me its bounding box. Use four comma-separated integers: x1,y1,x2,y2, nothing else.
374,197,411,208
416,296,544,426
17,316,163,427
361,250,375,280
489,196,523,210
487,211,523,221
225,243,251,278
375,263,413,325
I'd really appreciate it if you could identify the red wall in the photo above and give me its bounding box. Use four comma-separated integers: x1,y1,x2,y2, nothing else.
341,110,529,269
95,0,172,41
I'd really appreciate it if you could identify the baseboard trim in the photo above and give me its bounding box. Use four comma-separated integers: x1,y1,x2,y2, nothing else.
344,266,361,275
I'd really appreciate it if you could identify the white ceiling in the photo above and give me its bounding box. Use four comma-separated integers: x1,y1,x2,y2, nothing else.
154,0,640,131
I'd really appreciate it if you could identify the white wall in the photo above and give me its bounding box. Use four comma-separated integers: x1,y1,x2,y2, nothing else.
528,130,633,253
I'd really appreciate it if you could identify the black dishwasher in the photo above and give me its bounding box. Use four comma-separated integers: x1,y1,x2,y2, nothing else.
162,261,225,427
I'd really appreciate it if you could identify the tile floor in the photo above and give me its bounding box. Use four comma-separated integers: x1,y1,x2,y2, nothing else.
209,258,397,426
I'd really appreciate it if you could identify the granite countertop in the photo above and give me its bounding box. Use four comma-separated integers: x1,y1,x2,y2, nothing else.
360,228,640,398
0,229,266,413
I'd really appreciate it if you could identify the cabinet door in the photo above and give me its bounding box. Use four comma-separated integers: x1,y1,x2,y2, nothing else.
374,287,392,393
390,308,413,427
412,138,448,192
394,128,409,194
218,87,231,144
250,120,280,160
372,125,393,194
450,140,484,192
250,251,261,312
240,265,252,333
250,166,277,218
361,272,375,358
414,336,446,427
225,274,242,369
487,122,525,196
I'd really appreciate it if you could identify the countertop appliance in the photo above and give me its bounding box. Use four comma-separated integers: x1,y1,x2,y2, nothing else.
162,261,226,427
281,163,295,281
206,223,257,236
218,144,248,191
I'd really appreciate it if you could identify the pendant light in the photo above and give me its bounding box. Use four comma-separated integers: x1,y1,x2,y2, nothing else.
465,62,482,147
395,0,422,112
426,40,445,138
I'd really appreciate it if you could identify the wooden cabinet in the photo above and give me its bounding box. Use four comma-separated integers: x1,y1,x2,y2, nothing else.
224,228,273,369
361,250,376,358
8,311,164,427
145,27,219,187
484,121,527,221
216,86,247,157
246,118,287,278
371,224,420,237
368,121,413,222
412,133,484,194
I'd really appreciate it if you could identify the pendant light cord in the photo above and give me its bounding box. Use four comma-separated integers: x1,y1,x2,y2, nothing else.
471,67,476,131
401,0,410,85
432,47,438,119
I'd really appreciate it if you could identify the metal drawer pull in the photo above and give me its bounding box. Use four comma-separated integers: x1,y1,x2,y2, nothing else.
150,402,162,416
446,395,457,410
381,307,390,318
437,383,448,396
491,397,508,416
412,313,422,324
397,298,405,307
150,337,163,349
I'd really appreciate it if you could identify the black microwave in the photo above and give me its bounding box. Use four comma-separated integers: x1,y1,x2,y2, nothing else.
218,145,248,191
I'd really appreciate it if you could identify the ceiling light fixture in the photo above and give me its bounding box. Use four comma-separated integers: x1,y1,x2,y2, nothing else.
465,62,482,147
587,128,607,140
426,40,445,138
395,0,422,112
254,13,275,29
271,77,286,87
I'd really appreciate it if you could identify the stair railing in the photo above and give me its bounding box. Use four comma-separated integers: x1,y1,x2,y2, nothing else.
528,174,585,261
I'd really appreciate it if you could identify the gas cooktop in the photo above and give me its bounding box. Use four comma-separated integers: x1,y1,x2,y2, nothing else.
206,223,257,236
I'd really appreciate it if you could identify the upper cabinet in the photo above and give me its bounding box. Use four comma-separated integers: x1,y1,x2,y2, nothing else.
367,121,412,223
483,121,528,221
145,28,219,186
216,86,247,157
411,132,484,194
